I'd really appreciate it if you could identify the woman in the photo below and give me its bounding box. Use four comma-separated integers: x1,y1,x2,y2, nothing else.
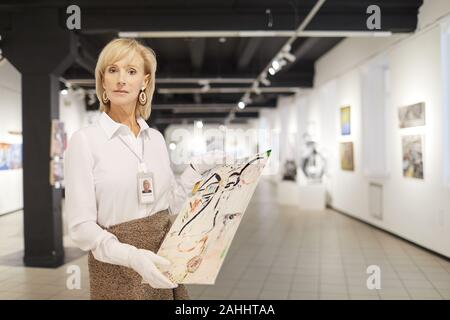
64,38,217,300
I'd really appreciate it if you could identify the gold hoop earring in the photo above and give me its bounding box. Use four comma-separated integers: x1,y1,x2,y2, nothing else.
139,89,147,106
102,91,109,104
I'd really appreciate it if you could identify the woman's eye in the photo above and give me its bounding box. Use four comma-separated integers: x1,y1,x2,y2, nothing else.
108,67,116,73
129,69,137,75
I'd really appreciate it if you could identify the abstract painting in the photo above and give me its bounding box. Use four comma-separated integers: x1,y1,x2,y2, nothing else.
398,102,425,128
340,106,351,135
0,143,22,170
50,159,64,187
402,135,424,179
340,142,354,171
50,120,67,158
157,150,271,284
0,143,10,170
8,144,22,169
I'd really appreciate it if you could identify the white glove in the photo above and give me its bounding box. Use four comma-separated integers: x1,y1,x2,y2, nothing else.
128,247,178,289
190,150,227,174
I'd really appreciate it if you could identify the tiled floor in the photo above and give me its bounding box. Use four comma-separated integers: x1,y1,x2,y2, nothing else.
0,179,449,300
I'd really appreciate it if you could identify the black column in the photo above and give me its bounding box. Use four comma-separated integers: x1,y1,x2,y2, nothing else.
3,8,77,267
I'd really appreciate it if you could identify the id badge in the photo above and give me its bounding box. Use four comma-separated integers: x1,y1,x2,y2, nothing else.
138,171,155,204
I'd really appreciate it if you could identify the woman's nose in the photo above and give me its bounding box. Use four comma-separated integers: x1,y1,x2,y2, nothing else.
117,70,126,85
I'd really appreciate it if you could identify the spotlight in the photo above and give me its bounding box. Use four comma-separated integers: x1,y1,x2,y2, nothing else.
260,77,271,86
272,60,280,71
169,142,177,150
238,101,245,109
268,67,275,75
195,120,203,129
61,89,68,95
282,52,296,63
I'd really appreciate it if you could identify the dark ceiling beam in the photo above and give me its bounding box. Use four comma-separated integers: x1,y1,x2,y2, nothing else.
0,1,423,33
237,38,263,71
305,13,418,32
76,11,419,34
188,38,205,71
293,38,323,60
0,0,423,10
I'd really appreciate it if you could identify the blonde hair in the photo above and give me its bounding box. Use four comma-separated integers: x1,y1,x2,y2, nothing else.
95,38,157,120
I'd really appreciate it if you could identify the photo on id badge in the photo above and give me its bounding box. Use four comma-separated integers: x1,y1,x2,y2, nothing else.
138,172,155,204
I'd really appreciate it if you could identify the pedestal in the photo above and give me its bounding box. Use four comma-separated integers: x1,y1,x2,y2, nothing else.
298,184,326,211
277,181,299,206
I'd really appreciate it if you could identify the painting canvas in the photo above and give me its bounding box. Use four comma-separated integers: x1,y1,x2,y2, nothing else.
340,142,354,171
402,135,424,179
50,120,67,158
157,150,271,284
398,102,425,128
340,106,351,135
0,143,22,170
8,144,22,169
50,159,64,187
0,143,10,170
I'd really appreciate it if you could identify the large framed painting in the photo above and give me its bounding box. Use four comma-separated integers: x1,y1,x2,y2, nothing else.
398,102,425,128
340,142,354,171
157,150,271,284
402,135,424,179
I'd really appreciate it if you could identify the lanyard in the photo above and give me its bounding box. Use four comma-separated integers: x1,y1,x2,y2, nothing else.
118,134,147,171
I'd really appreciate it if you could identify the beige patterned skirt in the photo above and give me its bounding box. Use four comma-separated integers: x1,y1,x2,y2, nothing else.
88,209,190,300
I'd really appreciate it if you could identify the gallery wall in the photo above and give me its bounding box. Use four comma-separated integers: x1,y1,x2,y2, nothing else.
269,0,450,257
0,57,94,215
0,59,23,216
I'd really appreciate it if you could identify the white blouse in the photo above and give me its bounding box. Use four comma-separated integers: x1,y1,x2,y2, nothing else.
64,112,202,266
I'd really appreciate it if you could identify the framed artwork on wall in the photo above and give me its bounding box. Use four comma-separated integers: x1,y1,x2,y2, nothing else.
0,143,22,170
402,134,424,179
49,159,64,187
50,119,67,158
340,106,351,135
340,142,354,171
398,102,425,128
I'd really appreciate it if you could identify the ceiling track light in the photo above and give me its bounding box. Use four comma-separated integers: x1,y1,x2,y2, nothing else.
260,77,271,86
253,87,261,95
272,60,280,71
231,0,325,122
282,51,296,63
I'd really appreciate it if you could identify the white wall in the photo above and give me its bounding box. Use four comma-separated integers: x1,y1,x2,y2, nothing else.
59,89,97,140
0,56,92,216
288,1,450,257
0,58,23,215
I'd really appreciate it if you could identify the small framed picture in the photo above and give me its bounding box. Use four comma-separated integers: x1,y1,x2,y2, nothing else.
138,172,155,204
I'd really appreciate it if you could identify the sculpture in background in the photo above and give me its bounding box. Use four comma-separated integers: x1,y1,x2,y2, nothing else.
300,133,326,183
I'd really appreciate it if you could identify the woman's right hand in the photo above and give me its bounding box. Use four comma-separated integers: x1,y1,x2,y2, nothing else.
129,247,178,289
